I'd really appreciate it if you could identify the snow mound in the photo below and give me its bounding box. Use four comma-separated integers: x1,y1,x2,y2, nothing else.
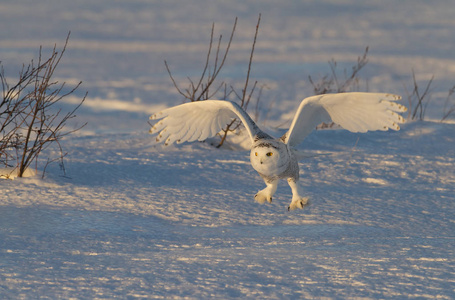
0,167,36,180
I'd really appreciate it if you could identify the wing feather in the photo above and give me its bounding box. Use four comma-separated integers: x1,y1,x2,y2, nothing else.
173,112,201,144
208,117,220,137
284,92,407,147
150,100,264,146
197,113,215,141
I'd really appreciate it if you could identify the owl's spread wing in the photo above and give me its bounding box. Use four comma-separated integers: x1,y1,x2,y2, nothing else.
150,100,263,145
283,92,407,147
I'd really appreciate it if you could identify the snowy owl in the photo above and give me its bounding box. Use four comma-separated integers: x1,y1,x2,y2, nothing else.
150,92,406,210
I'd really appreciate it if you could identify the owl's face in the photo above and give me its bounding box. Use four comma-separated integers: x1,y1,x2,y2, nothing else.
250,140,289,177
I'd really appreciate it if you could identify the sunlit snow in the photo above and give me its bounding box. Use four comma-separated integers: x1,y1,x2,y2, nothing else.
1,0,454,298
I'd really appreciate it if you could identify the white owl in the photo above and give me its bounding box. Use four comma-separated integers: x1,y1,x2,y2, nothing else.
149,92,406,210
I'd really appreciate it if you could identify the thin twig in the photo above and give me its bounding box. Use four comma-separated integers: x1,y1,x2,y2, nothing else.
1,32,86,177
441,85,455,121
241,14,261,106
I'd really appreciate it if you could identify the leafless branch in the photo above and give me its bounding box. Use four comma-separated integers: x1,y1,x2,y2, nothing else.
441,84,455,122
165,15,264,148
217,14,261,147
309,46,369,95
404,70,434,121
1,32,86,178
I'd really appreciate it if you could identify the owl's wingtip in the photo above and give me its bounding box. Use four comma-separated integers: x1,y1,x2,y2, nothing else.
385,93,402,101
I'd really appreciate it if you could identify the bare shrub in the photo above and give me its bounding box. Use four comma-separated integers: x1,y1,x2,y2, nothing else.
309,47,369,95
164,15,263,147
0,33,86,178
404,70,434,121
308,47,369,129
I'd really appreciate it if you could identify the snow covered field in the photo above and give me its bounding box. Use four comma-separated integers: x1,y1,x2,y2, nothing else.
1,0,454,298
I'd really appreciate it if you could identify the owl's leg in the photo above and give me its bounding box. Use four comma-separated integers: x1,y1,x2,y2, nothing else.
287,178,309,211
254,179,278,204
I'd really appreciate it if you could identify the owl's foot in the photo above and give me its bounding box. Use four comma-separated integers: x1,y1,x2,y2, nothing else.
254,181,278,204
254,190,273,204
287,178,309,211
287,197,309,211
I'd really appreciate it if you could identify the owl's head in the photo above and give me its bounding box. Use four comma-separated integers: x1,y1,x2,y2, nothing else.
250,140,288,177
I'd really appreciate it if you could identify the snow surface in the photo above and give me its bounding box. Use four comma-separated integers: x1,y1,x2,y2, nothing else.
1,0,454,298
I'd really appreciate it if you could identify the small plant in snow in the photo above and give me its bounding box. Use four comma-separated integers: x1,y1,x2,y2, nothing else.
404,70,434,121
0,33,86,178
403,71,455,122
308,47,369,130
164,15,263,148
309,47,369,95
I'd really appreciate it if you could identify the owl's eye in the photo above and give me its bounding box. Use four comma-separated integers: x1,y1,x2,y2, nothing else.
266,152,273,157
255,152,258,156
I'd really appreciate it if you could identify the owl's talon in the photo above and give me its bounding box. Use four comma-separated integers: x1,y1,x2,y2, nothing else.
288,197,309,211
254,180,278,204
254,191,273,204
